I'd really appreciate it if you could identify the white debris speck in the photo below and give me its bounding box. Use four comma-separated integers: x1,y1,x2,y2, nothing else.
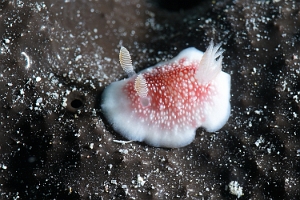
136,174,146,187
62,97,68,107
113,140,133,145
293,95,299,103
293,112,297,118
297,149,300,157
255,136,264,147
91,109,97,117
36,77,41,82
7,83,13,87
36,97,43,106
21,52,31,69
89,143,94,149
281,80,287,91
65,90,71,95
51,92,59,99
248,121,252,127
1,164,7,170
75,55,82,62
119,149,128,154
111,180,117,185
104,57,111,62
228,181,244,198
254,109,263,115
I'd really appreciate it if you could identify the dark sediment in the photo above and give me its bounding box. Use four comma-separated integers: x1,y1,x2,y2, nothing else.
0,0,300,199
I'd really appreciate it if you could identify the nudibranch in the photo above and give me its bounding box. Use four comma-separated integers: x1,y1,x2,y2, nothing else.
101,42,231,148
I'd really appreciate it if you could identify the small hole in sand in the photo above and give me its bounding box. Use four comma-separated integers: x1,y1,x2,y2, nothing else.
67,91,85,113
71,99,83,109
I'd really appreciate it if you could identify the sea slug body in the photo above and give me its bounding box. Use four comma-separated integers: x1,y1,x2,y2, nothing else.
101,42,231,148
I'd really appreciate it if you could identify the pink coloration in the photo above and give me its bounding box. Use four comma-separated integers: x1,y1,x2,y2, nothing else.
124,59,209,129
102,42,231,148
